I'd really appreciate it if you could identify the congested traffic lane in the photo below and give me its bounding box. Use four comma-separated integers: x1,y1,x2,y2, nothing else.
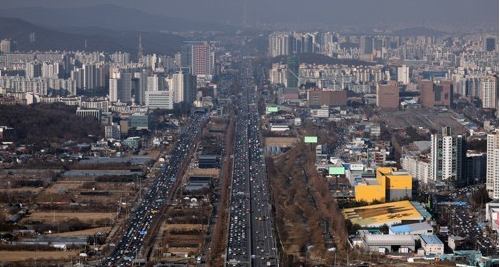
226,58,277,267
102,113,207,267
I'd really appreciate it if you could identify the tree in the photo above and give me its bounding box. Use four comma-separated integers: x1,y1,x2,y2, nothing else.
471,186,491,209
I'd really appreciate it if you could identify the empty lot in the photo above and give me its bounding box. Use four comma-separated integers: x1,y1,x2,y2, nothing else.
0,250,79,261
22,212,115,223
379,109,466,134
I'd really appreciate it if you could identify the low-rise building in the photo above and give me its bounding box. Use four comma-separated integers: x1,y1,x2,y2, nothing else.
363,234,415,254
389,222,433,235
419,235,444,255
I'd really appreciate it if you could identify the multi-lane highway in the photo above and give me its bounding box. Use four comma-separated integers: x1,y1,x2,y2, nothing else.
226,58,278,267
102,113,207,267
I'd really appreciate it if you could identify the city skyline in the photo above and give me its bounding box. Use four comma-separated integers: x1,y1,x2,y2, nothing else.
0,0,498,31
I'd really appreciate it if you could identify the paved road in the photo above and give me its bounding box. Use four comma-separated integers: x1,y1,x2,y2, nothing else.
101,113,207,267
226,58,278,267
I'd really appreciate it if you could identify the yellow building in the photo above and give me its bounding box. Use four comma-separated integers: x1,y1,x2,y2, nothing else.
355,167,412,203
342,200,425,227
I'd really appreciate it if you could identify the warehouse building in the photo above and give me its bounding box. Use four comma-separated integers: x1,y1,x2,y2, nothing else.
363,234,416,254
389,222,434,235
354,167,412,203
342,200,427,227
198,155,219,168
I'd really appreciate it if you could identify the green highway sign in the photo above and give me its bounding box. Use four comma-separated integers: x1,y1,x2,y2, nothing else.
304,136,317,143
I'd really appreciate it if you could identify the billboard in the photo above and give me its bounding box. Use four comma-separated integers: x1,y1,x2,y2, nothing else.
304,136,318,143
266,106,279,113
350,163,364,171
329,167,345,175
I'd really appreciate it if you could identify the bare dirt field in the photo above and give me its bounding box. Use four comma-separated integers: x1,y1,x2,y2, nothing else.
162,224,204,231
379,109,466,134
0,250,79,261
21,212,115,223
189,168,220,177
45,182,82,193
51,226,112,236
265,137,299,147
0,188,43,193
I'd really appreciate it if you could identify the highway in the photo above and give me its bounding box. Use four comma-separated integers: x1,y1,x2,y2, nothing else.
102,112,207,267
226,58,278,267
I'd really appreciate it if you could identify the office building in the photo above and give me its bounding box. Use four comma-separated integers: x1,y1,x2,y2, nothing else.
419,235,444,255
466,153,486,185
130,114,150,130
268,32,294,57
397,65,409,84
145,91,174,110
104,124,120,140
0,39,13,54
133,71,148,105
180,42,214,76
431,127,466,185
376,82,399,109
486,132,499,199
191,42,213,76
180,44,192,69
419,80,453,108
286,54,299,88
108,72,132,103
172,70,196,104
147,75,165,92
307,90,347,107
480,76,498,110
360,36,373,54
485,37,497,52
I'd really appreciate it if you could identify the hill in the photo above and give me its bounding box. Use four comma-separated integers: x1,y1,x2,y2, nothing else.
0,103,102,145
392,27,446,36
0,4,233,32
0,17,185,56
271,53,376,66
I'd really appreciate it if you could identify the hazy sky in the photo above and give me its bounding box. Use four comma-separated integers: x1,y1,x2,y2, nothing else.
0,0,498,27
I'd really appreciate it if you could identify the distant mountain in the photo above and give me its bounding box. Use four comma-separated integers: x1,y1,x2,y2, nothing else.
0,4,233,32
0,17,185,56
272,53,376,66
391,27,446,36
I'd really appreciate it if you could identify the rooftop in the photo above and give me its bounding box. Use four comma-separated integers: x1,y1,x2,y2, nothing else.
389,222,433,234
420,235,443,245
342,200,425,227
365,234,415,246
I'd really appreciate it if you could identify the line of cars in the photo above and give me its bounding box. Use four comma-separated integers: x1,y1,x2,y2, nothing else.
103,113,207,267
226,58,277,267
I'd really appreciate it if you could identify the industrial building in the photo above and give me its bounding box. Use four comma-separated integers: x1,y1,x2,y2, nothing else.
198,155,219,168
185,176,212,191
354,167,412,203
362,234,416,254
389,222,434,235
342,200,427,227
